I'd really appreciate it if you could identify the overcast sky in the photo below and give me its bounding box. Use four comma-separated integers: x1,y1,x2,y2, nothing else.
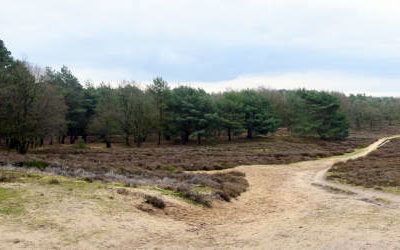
1,0,400,95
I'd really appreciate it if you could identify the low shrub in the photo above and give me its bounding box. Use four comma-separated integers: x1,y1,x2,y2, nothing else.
48,178,60,185
176,185,212,207
23,160,49,171
75,139,87,149
144,195,166,209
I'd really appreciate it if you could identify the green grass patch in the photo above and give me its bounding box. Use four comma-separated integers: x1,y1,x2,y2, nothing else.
382,186,400,195
192,185,214,194
23,160,49,170
0,187,24,215
158,165,181,173
74,140,87,149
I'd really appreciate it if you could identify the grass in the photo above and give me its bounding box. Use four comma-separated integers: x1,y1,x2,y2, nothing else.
23,160,49,170
0,187,24,215
0,170,123,219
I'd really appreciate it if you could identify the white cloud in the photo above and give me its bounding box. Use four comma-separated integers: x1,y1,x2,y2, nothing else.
1,0,400,95
2,0,400,54
181,71,400,97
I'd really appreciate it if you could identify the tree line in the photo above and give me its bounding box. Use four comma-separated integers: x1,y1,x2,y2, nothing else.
0,40,398,153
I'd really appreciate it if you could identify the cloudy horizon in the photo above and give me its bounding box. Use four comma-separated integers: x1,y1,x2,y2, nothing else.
1,0,400,96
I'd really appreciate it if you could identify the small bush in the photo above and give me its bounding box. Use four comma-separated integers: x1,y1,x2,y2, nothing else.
75,139,87,149
23,160,49,171
216,191,231,202
48,178,60,185
82,177,94,183
144,195,166,209
177,185,212,207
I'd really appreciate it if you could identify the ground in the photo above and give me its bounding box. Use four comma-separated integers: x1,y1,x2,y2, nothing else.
0,134,374,172
329,138,400,193
0,136,399,249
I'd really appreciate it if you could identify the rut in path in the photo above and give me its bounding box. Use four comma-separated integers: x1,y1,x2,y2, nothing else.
163,135,400,249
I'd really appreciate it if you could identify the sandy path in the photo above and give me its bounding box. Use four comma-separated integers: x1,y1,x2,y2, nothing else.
1,136,400,249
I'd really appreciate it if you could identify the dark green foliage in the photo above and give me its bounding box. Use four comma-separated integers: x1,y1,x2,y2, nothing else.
117,84,153,147
23,160,49,170
0,39,13,83
291,90,349,140
239,89,279,139
166,86,218,144
148,77,170,145
88,85,121,148
215,91,244,141
42,66,88,143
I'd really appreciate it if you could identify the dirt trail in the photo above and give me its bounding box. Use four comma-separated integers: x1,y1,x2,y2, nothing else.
1,136,400,249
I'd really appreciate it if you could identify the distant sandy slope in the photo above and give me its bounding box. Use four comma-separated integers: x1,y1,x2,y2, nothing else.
1,137,400,249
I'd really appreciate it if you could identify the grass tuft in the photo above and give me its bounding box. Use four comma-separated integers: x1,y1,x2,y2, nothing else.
23,160,49,170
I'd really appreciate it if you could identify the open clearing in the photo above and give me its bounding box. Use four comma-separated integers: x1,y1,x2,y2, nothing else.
1,137,399,249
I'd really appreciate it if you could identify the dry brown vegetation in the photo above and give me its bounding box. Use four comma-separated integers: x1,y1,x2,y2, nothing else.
0,136,374,172
328,138,400,191
0,134,375,206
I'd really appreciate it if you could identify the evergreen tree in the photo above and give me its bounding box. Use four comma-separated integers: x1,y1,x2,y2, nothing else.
214,91,244,141
239,90,279,139
148,77,169,145
89,85,120,148
167,86,217,144
292,90,349,140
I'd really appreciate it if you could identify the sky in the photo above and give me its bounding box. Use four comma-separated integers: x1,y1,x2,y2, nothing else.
1,0,400,96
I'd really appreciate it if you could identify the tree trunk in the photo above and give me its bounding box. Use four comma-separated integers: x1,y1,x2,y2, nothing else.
17,140,29,154
182,132,190,144
228,128,232,141
49,137,53,145
247,128,253,139
70,135,77,144
125,135,130,146
105,136,111,148
197,134,201,145
61,136,66,144
158,131,161,146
